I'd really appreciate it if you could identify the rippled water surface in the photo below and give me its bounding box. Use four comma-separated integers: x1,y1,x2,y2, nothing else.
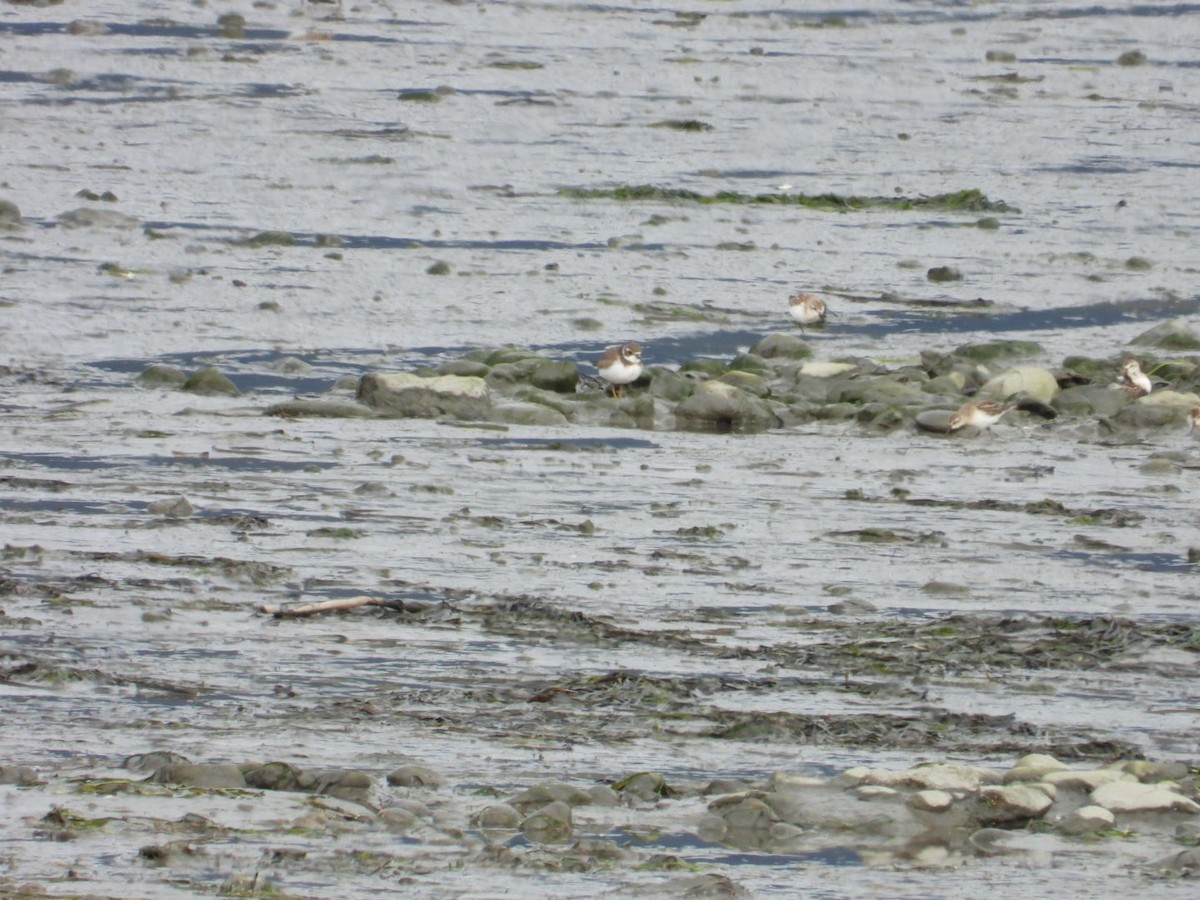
2,1,1199,897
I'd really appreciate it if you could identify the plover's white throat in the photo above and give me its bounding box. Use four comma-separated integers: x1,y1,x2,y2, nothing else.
947,399,1014,433
787,293,827,334
597,342,643,398
1120,358,1152,398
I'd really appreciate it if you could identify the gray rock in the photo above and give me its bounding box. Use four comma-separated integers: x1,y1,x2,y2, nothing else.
1052,385,1129,417
646,367,695,402
1058,804,1115,835
674,381,781,433
856,379,927,406
389,798,432,819
1042,769,1127,791
0,199,21,229
760,792,805,825
854,785,901,802
151,762,247,789
308,769,374,802
1091,781,1200,814
901,764,1000,792
718,370,770,397
704,778,757,796
147,495,193,518
928,265,962,282
729,352,771,374
437,358,491,378
521,800,573,842
696,814,728,842
614,771,672,801
529,359,579,393
377,806,418,833
472,803,522,828
510,782,595,811
357,372,491,420
182,367,240,397
915,409,956,433
242,761,305,791
967,827,1052,858
1151,847,1200,876
972,784,1054,825
828,597,877,615
57,206,140,229
923,372,967,394
484,362,529,386
799,360,859,379
386,764,444,788
908,790,955,813
1005,754,1071,783
485,347,545,366
138,364,187,388
1131,319,1200,351
586,784,621,806
270,356,311,374
720,797,778,832
953,339,1042,363
750,332,812,359
491,400,570,427
1138,389,1200,408
0,765,41,785
1112,401,1189,429
1121,760,1190,782
980,367,1059,403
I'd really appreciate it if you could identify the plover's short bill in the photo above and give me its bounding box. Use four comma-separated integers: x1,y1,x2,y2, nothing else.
597,342,643,398
1188,406,1200,433
947,399,1014,433
787,293,827,333
1120,358,1152,398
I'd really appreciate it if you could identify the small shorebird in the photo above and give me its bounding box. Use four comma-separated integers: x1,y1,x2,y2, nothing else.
947,399,1014,434
1119,358,1152,398
597,342,643,398
1188,406,1200,433
787,293,827,334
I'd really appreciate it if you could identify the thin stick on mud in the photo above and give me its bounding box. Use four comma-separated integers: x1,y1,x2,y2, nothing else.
259,595,398,618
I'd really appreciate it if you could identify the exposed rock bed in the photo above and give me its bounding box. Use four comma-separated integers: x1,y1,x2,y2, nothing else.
204,322,1200,436
5,749,1199,896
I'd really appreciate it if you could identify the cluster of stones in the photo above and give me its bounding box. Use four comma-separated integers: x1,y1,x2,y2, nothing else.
240,319,1200,434
118,751,377,804
133,319,1200,434
466,754,1200,870
17,750,1185,874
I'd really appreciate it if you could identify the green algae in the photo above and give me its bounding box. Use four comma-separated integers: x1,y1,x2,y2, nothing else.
559,185,1011,212
649,119,713,132
244,230,296,247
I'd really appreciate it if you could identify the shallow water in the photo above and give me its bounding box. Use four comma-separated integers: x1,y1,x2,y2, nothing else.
2,1,1200,897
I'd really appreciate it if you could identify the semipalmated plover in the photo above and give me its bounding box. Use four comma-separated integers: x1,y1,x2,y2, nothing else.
1119,358,1152,398
787,293,827,334
947,399,1014,433
597,342,643,398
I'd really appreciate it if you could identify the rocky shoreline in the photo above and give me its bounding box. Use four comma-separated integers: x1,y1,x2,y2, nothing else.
149,319,1200,438
3,745,1198,898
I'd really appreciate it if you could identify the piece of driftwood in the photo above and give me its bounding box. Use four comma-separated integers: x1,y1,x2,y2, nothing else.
258,595,416,618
